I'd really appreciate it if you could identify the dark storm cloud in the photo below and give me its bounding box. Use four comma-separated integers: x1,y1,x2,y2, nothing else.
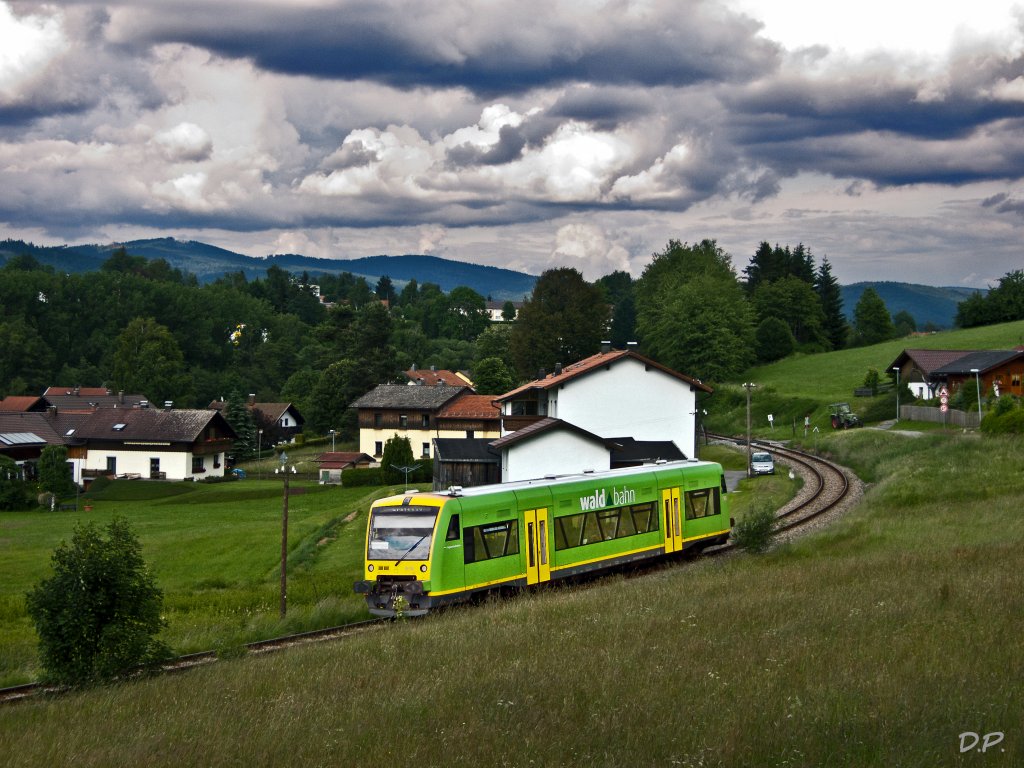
548,86,656,130
446,124,527,168
109,0,780,94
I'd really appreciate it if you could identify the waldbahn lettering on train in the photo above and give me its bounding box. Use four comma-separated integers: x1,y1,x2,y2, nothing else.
354,459,730,617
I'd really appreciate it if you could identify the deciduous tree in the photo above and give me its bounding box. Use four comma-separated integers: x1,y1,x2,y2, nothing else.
25,517,170,685
509,268,609,378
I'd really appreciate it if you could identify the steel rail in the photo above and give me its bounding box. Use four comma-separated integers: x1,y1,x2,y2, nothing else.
0,618,389,706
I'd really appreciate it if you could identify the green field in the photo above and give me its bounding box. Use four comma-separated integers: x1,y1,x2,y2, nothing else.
707,319,1024,437
0,479,408,686
1,429,1021,766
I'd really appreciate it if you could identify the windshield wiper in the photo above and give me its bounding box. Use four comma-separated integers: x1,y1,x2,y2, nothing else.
395,534,429,564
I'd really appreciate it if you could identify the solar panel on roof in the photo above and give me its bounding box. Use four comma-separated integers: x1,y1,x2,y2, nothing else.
0,432,46,445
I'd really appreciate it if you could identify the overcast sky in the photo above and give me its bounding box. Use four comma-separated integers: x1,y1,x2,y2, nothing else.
1,1,1022,287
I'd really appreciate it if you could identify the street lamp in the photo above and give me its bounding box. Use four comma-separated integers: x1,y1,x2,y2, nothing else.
892,366,900,422
329,429,336,452
257,429,263,480
970,368,982,425
275,450,296,618
743,383,756,477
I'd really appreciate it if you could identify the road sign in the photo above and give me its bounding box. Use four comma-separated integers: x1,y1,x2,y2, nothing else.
938,386,949,398
940,395,948,405
940,404,948,413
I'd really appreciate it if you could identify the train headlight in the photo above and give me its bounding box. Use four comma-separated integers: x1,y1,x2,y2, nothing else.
368,564,374,572
420,564,427,573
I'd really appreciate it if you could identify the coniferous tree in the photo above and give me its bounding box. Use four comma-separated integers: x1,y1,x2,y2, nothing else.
815,257,848,350
852,287,895,346
380,435,416,485
224,391,258,459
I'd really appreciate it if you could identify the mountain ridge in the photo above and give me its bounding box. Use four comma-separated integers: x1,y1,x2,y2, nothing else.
0,236,981,326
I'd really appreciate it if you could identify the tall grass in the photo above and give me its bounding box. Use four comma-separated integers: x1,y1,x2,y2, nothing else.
1,430,1021,766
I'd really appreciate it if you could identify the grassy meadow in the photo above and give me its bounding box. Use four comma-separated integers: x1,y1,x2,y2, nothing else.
707,318,1024,438
0,478,410,686
2,430,1022,765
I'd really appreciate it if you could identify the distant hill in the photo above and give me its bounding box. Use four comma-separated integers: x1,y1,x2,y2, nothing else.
840,282,982,330
0,237,984,317
0,237,538,301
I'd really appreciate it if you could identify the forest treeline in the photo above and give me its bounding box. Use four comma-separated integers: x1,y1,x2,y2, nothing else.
2,240,1013,443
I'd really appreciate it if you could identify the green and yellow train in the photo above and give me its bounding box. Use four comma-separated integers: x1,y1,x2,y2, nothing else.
354,459,730,617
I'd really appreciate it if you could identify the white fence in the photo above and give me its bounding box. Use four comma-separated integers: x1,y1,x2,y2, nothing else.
900,405,980,428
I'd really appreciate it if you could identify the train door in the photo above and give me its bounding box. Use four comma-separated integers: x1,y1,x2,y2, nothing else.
661,487,682,553
523,508,551,585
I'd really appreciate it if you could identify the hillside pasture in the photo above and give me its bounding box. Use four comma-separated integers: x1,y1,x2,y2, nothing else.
0,479,406,686
0,430,1021,766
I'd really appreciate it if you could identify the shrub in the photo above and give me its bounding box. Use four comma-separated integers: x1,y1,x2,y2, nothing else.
25,517,171,685
0,455,32,510
731,503,776,554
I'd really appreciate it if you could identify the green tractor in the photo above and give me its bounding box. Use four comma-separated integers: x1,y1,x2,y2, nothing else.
828,402,861,429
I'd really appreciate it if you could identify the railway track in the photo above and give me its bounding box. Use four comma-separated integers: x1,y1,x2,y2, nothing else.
0,618,388,706
2,441,859,706
706,433,860,549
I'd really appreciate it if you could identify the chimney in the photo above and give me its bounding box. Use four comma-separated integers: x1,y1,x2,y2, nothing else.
73,386,80,396
411,363,417,371
626,341,638,349
554,362,562,376
600,340,611,353
430,365,436,372
538,368,546,379
118,390,124,404
248,393,256,405
46,405,57,418
164,401,173,410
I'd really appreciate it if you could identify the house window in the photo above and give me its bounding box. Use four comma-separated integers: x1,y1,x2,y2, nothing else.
106,456,117,475
374,441,383,456
192,456,205,474
150,458,160,478
374,413,383,428
282,416,291,427
466,430,475,439
213,454,222,469
422,442,430,457
421,414,430,428
399,414,408,428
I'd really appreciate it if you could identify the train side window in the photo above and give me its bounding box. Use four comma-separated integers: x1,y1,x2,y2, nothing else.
464,521,519,564
596,510,620,540
617,508,638,538
631,502,656,533
685,488,721,519
446,514,460,541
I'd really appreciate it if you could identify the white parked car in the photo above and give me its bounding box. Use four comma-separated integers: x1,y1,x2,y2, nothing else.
750,452,775,475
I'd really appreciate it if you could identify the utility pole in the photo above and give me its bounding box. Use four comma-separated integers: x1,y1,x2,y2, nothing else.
276,451,294,618
743,383,756,477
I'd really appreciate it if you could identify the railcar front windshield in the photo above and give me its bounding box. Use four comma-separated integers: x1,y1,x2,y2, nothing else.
368,505,439,561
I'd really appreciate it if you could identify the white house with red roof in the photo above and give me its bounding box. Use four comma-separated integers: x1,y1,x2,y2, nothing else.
490,348,711,483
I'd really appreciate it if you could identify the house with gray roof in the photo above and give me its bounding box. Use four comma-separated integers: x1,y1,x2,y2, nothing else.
352,384,502,461
74,408,236,482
